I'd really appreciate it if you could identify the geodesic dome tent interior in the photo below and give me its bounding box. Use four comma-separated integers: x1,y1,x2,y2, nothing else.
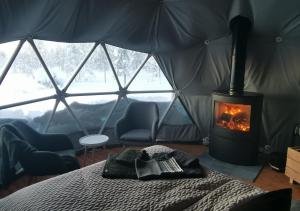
0,39,197,149
0,0,300,153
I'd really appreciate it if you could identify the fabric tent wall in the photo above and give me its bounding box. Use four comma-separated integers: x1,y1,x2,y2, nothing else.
156,35,300,152
155,37,232,141
0,0,234,52
1,0,300,152
155,1,300,152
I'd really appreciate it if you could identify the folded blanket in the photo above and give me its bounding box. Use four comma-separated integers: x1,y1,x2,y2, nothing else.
136,150,205,180
102,149,148,179
102,148,205,180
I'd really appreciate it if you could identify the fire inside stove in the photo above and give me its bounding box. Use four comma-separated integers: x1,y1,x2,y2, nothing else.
214,101,251,132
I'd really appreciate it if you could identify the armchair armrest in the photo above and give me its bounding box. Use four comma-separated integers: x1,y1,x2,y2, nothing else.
37,134,74,151
151,116,159,141
115,117,131,139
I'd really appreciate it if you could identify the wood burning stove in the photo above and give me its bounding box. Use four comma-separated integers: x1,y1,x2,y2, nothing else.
209,16,263,165
210,92,263,165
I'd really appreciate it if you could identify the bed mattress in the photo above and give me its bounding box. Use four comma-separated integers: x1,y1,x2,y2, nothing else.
0,145,263,211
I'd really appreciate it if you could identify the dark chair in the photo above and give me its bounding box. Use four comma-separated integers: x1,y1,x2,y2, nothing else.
231,188,292,211
10,120,80,176
269,123,300,172
115,102,159,144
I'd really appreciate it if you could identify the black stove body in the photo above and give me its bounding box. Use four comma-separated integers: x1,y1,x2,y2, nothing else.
209,16,263,165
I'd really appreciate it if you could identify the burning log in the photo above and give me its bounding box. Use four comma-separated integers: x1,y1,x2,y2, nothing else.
215,102,251,132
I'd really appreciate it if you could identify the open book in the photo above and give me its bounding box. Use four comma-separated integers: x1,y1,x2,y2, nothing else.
135,157,183,179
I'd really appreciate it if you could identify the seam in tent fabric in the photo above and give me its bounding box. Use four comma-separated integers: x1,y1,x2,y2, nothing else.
154,54,177,90
277,47,299,93
163,5,200,42
151,1,162,53
180,45,206,91
280,13,300,35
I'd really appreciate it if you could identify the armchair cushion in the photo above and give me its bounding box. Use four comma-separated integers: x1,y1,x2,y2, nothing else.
120,129,151,141
36,134,74,152
20,151,79,176
20,151,67,176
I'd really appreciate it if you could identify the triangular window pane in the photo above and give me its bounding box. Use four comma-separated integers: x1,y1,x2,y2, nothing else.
0,41,19,76
158,98,200,142
0,99,56,132
0,41,56,106
127,93,174,119
34,40,94,89
47,102,79,134
106,97,130,128
66,95,118,133
128,57,172,91
67,45,119,93
106,44,148,87
163,98,192,125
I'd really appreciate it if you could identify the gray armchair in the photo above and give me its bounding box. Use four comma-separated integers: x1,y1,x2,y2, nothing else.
10,120,80,175
115,102,159,143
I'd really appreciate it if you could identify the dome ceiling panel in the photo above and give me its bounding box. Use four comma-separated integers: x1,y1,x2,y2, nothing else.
1,0,300,53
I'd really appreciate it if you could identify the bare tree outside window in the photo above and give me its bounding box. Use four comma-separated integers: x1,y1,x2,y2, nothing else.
0,40,191,136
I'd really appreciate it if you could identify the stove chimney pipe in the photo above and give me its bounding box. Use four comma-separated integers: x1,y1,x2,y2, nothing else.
229,16,252,95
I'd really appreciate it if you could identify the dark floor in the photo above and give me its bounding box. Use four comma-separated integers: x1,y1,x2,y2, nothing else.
1,143,300,200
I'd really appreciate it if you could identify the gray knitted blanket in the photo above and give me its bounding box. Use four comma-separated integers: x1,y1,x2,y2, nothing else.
0,145,264,211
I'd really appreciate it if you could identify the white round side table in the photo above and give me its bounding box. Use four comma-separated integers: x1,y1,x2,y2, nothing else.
79,134,109,165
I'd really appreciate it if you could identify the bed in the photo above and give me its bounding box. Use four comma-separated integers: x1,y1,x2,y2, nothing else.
0,145,266,210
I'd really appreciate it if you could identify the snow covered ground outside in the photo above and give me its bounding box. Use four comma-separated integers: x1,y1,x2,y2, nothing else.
0,40,191,136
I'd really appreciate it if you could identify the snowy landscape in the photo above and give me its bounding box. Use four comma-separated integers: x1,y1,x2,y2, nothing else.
0,40,191,135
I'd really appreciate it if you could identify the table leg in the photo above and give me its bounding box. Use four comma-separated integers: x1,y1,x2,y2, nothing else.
84,146,87,166
92,148,95,162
